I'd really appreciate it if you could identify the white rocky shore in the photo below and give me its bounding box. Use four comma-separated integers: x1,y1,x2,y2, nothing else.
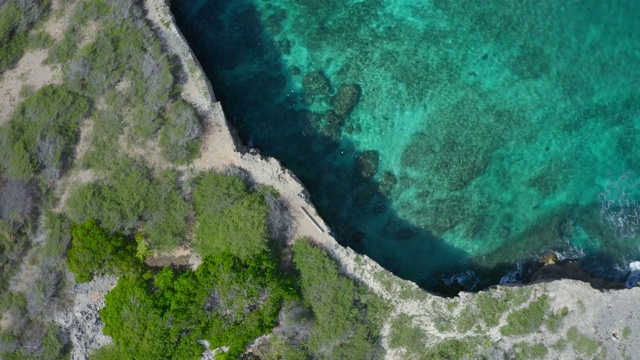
57,1,640,359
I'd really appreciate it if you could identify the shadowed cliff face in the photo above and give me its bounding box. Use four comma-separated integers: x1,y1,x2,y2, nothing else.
169,0,640,293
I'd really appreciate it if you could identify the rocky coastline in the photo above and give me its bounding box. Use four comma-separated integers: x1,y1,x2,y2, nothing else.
57,1,640,358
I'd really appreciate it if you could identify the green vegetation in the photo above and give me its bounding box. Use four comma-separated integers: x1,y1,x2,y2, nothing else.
545,306,569,333
456,305,477,333
476,292,509,328
0,293,68,360
389,314,426,355
425,337,487,360
100,251,295,359
265,239,388,359
160,100,203,164
66,161,189,252
0,212,72,359
0,0,50,72
623,326,632,340
0,85,89,181
566,326,605,357
192,172,269,258
66,219,139,282
511,342,548,359
500,295,549,336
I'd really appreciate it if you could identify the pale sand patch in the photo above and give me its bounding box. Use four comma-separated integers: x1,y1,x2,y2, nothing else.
77,20,99,49
0,50,61,124
44,0,79,42
0,312,13,331
74,118,93,163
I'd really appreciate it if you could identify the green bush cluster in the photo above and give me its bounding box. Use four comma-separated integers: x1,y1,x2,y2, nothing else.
0,0,50,72
66,219,139,282
60,0,173,138
0,85,89,181
66,160,189,252
99,251,295,359
267,239,388,359
159,99,203,164
192,172,269,258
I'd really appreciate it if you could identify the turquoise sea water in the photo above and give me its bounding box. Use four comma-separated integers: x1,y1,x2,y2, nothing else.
171,0,640,292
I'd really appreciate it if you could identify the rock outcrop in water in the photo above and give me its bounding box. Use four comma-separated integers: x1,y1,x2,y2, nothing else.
356,150,379,178
332,84,361,116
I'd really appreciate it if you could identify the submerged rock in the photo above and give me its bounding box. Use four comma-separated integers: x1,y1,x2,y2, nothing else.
325,110,345,127
332,84,361,116
356,150,379,178
378,171,397,195
288,65,301,76
321,122,342,141
353,183,375,207
302,70,331,96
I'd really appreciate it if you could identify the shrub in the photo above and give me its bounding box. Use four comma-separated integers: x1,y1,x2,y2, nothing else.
159,100,202,164
100,252,295,359
66,163,188,251
66,219,138,282
290,239,388,359
0,85,89,181
0,0,50,72
192,172,269,258
143,170,189,252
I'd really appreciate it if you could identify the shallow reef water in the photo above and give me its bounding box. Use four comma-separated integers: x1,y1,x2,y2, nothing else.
171,0,640,292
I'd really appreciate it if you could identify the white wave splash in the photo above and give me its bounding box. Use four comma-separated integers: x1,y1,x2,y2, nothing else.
625,261,640,288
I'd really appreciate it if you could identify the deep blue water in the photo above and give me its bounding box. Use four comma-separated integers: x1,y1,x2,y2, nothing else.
171,0,640,293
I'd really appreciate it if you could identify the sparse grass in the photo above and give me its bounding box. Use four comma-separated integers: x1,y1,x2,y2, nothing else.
476,291,509,328
566,326,605,357
425,336,486,360
456,305,477,333
622,326,631,340
389,314,425,355
551,338,567,352
545,306,569,333
511,342,548,359
431,301,454,332
500,295,549,336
